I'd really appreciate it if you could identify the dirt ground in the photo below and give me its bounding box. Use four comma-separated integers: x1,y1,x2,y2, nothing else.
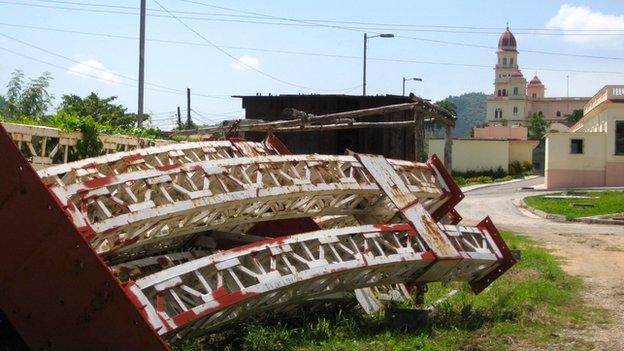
457,178,624,350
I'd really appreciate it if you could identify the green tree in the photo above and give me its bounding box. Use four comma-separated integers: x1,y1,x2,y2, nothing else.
564,109,583,125
58,93,141,128
435,99,457,116
528,112,549,139
4,70,54,119
0,95,6,116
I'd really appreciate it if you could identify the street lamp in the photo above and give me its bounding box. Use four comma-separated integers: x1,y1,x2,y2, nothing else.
402,77,423,96
363,33,394,96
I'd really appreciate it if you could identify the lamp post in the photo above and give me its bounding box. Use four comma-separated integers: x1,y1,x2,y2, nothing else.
363,33,394,96
402,77,423,96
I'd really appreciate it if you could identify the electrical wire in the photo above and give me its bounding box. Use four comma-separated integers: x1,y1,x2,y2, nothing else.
151,0,363,92
2,22,623,75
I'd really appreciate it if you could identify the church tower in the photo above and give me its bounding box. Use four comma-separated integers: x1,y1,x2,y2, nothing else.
486,27,528,125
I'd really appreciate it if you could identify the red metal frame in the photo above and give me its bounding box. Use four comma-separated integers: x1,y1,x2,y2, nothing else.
427,154,465,222
0,125,170,351
469,216,517,293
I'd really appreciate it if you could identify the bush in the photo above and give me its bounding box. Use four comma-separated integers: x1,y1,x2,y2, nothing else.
522,161,533,173
508,160,523,176
466,175,493,184
453,167,508,180
453,176,467,186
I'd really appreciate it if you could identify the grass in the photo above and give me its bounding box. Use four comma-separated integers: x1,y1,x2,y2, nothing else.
174,232,604,351
524,191,624,220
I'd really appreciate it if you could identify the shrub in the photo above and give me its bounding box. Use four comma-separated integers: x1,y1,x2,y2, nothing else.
508,161,523,176
466,176,493,184
522,161,533,173
453,176,466,186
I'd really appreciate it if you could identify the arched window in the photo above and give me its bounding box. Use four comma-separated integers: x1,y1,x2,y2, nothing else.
503,57,507,65
513,106,518,114
497,90,501,97
556,111,561,117
495,108,503,119
513,87,518,95
532,93,537,98
502,89,507,96
510,58,514,65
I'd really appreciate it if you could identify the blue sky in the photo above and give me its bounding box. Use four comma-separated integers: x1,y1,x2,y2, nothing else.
0,0,623,129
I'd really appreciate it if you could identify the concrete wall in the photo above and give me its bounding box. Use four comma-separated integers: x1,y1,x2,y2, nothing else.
429,139,509,172
545,101,624,188
528,99,588,121
509,140,539,164
474,126,527,140
545,132,607,188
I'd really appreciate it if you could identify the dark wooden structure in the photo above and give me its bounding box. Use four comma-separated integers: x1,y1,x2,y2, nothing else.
235,94,427,161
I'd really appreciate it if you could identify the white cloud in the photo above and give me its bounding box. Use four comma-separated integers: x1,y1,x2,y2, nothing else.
546,5,624,46
230,56,260,70
68,60,121,84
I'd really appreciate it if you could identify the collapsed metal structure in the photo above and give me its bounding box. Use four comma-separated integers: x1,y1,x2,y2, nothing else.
0,124,515,350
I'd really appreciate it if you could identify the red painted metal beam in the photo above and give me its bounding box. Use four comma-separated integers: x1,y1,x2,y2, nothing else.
0,125,170,351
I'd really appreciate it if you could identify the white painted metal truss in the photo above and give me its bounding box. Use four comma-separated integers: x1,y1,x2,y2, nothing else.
124,223,503,342
44,153,448,260
3,122,173,169
22,135,514,343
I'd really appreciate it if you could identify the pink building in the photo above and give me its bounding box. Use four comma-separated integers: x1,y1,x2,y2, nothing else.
486,27,590,126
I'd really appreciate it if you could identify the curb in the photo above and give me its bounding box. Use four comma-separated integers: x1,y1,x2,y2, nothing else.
461,175,540,193
516,198,567,222
516,198,624,226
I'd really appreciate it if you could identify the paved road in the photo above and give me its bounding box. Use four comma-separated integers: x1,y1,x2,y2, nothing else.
457,176,623,236
457,177,624,350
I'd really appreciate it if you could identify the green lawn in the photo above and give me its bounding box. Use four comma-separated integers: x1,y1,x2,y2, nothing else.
524,191,624,220
174,232,604,351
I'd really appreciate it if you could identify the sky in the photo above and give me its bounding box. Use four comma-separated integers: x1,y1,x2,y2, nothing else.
0,0,623,130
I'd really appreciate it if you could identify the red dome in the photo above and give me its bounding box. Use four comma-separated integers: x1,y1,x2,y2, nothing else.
528,76,543,86
511,70,524,78
498,27,517,51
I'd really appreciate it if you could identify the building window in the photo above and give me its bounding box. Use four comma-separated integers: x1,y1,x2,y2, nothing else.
532,93,536,98
495,108,503,119
513,106,518,114
570,139,584,154
502,89,507,96
513,87,518,95
616,121,624,154
503,57,507,65
510,58,514,65
556,111,561,117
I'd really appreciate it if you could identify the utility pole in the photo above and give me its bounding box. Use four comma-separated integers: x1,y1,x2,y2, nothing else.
177,106,182,130
402,77,422,96
186,88,192,128
137,0,146,128
362,33,394,96
362,33,367,96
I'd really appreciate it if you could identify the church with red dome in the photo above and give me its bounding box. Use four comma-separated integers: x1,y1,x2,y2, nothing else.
486,27,590,126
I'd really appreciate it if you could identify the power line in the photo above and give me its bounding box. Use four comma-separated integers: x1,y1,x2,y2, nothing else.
1,1,622,60
180,0,624,61
13,0,624,33
3,22,623,76
0,44,239,100
151,0,363,92
0,32,237,100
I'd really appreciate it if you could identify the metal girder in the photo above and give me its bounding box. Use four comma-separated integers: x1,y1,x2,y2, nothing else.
124,221,506,342
0,124,170,351
0,123,515,350
44,153,450,261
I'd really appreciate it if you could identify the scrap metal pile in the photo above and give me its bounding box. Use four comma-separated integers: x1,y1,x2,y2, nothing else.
0,125,515,350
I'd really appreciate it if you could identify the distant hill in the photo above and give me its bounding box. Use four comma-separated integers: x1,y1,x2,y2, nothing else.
445,92,488,137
